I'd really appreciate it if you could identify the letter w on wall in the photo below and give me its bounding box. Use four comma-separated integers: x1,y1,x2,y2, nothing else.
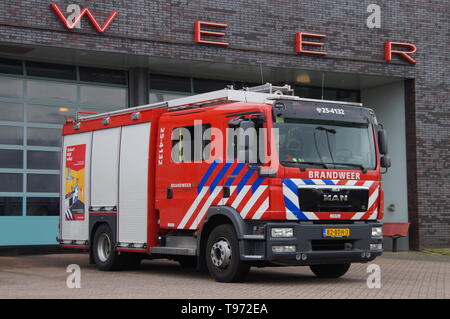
50,4,118,32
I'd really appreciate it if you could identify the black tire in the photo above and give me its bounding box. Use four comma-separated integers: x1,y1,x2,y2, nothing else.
205,224,250,283
92,224,124,271
177,256,197,268
309,263,351,278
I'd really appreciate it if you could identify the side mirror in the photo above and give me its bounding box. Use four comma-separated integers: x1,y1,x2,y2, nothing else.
228,117,244,128
380,155,391,168
378,129,388,155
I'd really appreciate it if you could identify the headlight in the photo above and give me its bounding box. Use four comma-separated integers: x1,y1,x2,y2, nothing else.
271,228,294,238
372,226,382,237
370,243,383,250
272,245,296,253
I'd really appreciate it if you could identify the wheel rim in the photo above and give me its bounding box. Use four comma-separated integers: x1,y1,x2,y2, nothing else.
210,237,232,269
97,233,112,262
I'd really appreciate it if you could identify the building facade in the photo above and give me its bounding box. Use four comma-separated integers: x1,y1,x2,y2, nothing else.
0,0,448,248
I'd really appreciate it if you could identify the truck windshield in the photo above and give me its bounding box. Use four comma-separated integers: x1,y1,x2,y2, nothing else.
274,119,376,171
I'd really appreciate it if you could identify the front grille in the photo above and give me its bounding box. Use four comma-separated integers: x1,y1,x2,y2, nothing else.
311,240,352,251
298,188,369,212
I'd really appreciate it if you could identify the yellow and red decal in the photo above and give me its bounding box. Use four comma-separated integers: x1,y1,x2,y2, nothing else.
64,144,86,221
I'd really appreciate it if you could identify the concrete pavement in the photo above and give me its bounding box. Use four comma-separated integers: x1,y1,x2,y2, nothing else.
0,252,448,299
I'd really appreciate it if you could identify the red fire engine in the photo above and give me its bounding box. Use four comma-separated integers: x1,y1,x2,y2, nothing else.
59,83,390,282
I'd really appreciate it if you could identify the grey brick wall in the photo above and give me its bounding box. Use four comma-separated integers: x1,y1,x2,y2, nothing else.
0,0,448,247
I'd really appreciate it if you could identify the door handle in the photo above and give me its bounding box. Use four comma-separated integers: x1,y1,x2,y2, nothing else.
167,188,173,199
223,186,230,198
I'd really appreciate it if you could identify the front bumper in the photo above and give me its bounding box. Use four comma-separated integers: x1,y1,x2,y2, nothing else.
241,221,383,266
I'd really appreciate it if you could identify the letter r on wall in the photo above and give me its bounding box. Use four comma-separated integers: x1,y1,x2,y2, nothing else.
385,41,417,64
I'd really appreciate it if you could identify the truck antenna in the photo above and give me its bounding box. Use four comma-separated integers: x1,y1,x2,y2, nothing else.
321,72,325,100
260,64,264,84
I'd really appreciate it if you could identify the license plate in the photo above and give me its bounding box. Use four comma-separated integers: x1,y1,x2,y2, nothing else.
323,228,350,238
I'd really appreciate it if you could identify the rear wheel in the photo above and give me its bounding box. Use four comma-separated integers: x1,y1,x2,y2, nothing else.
309,263,351,278
205,224,250,282
92,224,124,270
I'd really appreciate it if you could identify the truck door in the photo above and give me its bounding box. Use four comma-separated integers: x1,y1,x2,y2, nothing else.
220,113,271,220
156,117,220,231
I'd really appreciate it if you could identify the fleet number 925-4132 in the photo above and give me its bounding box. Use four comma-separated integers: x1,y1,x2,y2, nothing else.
316,107,345,115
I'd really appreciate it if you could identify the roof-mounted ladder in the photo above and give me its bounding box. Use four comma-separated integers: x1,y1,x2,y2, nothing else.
76,83,361,122
243,83,294,95
77,83,296,121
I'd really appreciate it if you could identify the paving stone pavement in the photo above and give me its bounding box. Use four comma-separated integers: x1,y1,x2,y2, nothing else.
0,253,448,299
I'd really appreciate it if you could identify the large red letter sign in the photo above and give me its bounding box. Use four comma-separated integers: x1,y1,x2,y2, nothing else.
194,21,229,46
295,32,327,55
385,41,417,64
50,3,118,32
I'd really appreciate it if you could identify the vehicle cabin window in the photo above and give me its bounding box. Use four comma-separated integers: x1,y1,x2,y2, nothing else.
171,124,211,163
226,115,265,164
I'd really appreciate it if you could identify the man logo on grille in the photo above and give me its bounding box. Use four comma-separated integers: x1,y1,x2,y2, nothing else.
323,194,348,202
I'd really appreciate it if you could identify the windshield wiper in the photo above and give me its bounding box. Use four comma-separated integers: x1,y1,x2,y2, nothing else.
315,126,336,134
315,126,336,165
326,162,367,173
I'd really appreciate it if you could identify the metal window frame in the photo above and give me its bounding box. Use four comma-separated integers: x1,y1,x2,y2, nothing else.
0,68,128,217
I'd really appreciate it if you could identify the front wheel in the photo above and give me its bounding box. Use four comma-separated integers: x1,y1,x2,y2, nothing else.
309,263,351,278
205,224,250,282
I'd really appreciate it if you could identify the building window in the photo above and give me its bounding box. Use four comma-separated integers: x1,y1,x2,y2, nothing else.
0,126,23,145
0,59,128,218
0,102,23,121
27,127,61,147
294,85,360,103
27,151,60,170
148,74,245,104
79,67,127,85
26,197,59,216
26,61,77,81
0,173,22,192
26,80,77,103
149,91,190,104
27,174,59,193
148,72,360,105
192,78,232,93
79,85,127,107
27,104,76,125
0,150,23,169
0,77,23,98
0,58,23,75
150,74,191,92
149,74,192,103
0,197,22,216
